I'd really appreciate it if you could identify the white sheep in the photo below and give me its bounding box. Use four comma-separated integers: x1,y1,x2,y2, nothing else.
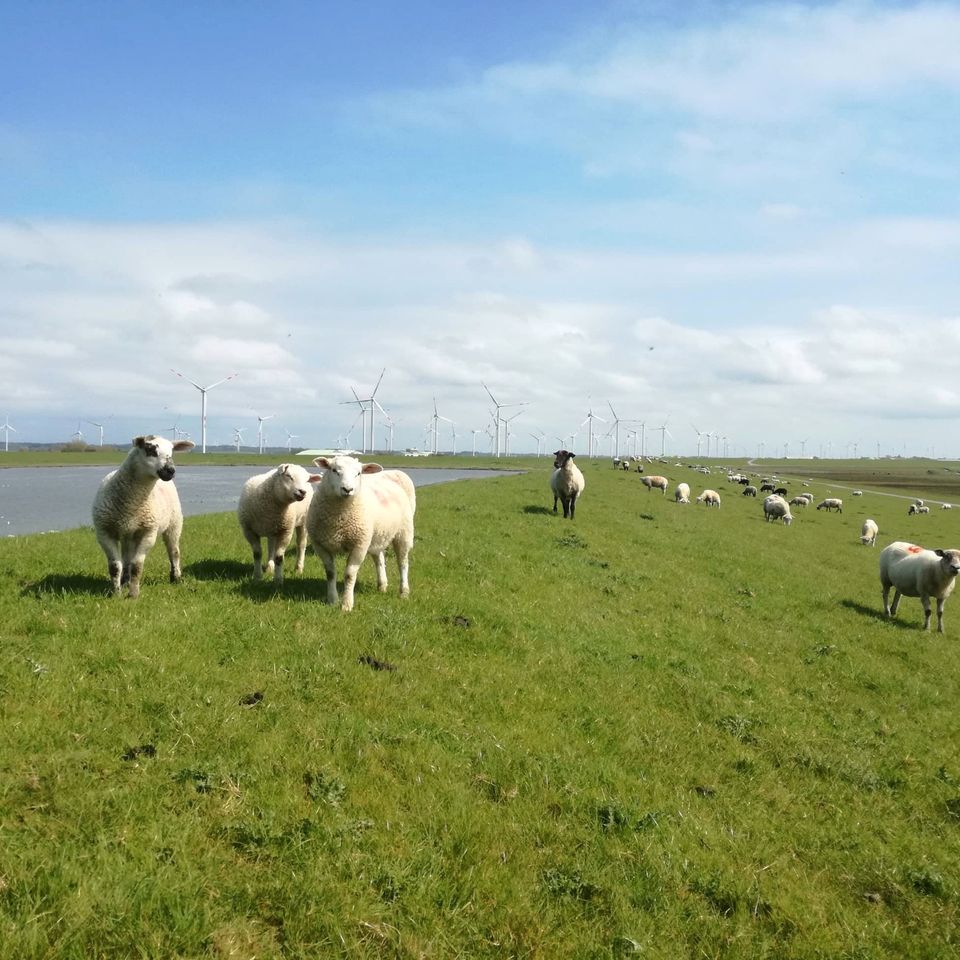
695,489,721,508
763,494,793,525
237,463,316,584
306,456,416,612
674,482,691,504
860,519,879,546
908,503,930,516
852,490,863,497
551,450,585,519
816,498,843,513
92,435,195,598
789,496,809,508
942,503,953,510
641,475,669,495
879,541,960,632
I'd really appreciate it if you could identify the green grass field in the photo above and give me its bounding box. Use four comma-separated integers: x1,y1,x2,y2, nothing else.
2,458,959,958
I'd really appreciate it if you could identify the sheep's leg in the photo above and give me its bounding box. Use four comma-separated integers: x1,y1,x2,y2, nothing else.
96,532,123,595
374,552,389,592
269,532,294,585
552,494,559,514
126,530,157,600
569,494,577,520
243,530,264,579
394,539,411,598
936,598,946,633
561,494,571,519
341,547,367,612
890,589,902,616
162,523,183,584
294,525,308,574
921,595,932,631
313,544,339,605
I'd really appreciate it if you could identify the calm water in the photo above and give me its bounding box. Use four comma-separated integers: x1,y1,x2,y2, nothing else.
0,465,513,537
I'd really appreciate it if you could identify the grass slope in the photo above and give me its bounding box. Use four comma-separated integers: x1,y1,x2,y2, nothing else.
2,462,959,959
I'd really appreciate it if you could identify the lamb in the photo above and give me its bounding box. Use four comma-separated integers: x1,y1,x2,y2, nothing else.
763,494,793,525
799,492,815,504
908,503,930,515
742,485,758,497
816,498,843,513
695,489,721,508
789,496,809,507
943,504,953,510
641,475,669,495
237,463,315,584
879,540,960,632
92,435,195,598
551,450,586,519
860,519,879,546
674,482,691,504
306,455,416,612
852,490,863,497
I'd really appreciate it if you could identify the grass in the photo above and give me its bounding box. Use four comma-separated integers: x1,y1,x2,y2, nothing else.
2,459,960,958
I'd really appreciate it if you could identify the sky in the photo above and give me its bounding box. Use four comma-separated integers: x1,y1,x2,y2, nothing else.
2,0,959,459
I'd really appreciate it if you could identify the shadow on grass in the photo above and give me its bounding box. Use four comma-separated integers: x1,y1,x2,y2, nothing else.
840,598,915,629
184,559,249,582
237,576,331,603
523,505,554,515
21,573,108,597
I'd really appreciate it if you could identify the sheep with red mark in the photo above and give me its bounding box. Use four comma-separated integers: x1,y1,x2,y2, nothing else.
551,450,585,519
238,463,316,584
306,455,416,612
92,435,195,598
879,541,960,632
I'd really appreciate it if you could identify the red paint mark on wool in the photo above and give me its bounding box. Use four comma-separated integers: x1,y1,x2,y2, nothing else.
907,545,923,554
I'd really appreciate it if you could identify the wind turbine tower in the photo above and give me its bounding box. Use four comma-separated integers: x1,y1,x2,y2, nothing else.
428,398,453,455
86,420,105,447
284,429,299,452
1,415,16,452
255,413,275,454
233,427,245,452
171,369,239,454
481,382,529,458
342,368,386,455
580,401,606,459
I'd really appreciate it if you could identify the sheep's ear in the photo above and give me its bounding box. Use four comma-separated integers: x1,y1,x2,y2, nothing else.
313,457,330,469
173,440,195,452
568,453,576,459
278,464,290,475
134,436,146,448
308,474,324,484
362,463,383,474
935,549,945,557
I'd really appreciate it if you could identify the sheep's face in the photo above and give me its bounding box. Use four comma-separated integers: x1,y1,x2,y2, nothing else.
553,449,574,469
133,435,194,481
313,456,383,497
277,464,311,502
935,549,960,578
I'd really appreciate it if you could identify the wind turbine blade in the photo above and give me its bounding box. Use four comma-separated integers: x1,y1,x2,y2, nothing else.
207,372,239,390
170,368,203,391
370,368,386,397
607,401,619,419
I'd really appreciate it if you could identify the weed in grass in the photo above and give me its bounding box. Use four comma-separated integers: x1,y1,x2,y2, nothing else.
303,770,346,806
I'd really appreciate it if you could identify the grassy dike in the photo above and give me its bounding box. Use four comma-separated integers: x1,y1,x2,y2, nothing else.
1,459,959,958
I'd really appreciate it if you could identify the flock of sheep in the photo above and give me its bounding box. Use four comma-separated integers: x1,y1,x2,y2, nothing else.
89,435,960,632
92,435,415,611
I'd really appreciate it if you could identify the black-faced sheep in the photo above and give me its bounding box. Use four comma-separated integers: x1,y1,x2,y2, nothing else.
880,541,960,632
816,498,843,513
551,450,585,519
92,435,195,598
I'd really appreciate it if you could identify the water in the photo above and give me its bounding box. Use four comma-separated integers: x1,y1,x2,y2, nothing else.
0,464,513,537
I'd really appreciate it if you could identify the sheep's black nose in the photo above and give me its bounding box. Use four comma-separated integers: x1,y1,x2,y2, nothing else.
159,465,175,481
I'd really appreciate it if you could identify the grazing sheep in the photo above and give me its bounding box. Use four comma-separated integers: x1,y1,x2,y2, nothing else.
908,503,931,515
306,455,416,612
92,435,195,598
238,463,315,584
852,490,863,497
799,492,815,503
789,496,809,507
551,450,586,519
695,489,721,508
943,503,953,510
915,499,925,507
879,541,960,632
674,482,691,504
773,486,788,497
816,498,843,513
641,475,669,495
860,518,879,546
742,485,758,497
759,482,776,494
763,494,793,525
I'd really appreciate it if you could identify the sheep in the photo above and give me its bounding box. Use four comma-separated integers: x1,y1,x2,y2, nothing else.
674,482,691,504
742,485,758,497
852,490,863,497
763,494,793,525
695,489,721,508
641,475,669,494
237,463,315,584
759,482,777,494
773,486,788,497
879,541,960,632
908,503,930,515
943,503,953,510
799,492,815,503
816,498,843,513
551,450,586,519
92,435,195,598
789,495,809,507
915,498,925,507
306,455,416,612
860,519,879,546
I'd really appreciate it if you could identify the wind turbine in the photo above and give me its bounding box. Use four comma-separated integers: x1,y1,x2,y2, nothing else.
655,417,673,457
691,424,705,459
800,438,809,458
580,400,606,459
170,369,238,454
1,415,16,452
529,429,545,457
470,428,483,456
255,412,274,454
481,382,528,458
606,402,635,460
233,427,246,452
284,429,299,453
86,420,106,447
427,398,453,455
503,411,523,456
342,368,386,455
72,422,85,444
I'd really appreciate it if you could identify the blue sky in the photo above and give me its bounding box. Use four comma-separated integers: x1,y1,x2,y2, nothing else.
2,0,960,457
